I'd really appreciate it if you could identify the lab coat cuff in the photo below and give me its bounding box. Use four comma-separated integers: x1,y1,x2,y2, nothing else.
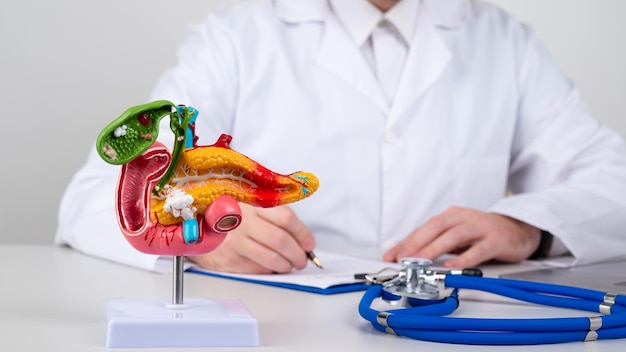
548,236,569,257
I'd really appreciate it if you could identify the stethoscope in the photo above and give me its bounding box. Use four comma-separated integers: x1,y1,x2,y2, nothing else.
358,258,626,345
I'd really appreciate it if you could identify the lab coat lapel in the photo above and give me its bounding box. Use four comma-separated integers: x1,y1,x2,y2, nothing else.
316,16,389,114
390,15,451,120
390,0,469,120
274,0,467,116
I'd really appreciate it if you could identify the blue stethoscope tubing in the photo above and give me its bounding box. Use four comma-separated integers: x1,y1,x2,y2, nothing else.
358,275,626,345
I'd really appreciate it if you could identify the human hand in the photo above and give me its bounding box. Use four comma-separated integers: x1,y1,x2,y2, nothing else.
187,203,316,274
382,206,542,268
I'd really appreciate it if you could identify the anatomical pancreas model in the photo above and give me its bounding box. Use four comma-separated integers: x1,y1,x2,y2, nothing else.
96,100,319,256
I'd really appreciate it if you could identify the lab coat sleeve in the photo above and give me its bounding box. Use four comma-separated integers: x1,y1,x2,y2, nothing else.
55,146,169,272
149,12,240,138
488,26,626,265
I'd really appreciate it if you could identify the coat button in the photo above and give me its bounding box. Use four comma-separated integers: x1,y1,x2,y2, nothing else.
384,130,398,144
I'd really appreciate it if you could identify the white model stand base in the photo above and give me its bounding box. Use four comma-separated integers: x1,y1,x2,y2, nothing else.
106,298,259,348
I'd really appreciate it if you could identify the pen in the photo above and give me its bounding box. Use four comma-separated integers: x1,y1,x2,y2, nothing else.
306,251,324,269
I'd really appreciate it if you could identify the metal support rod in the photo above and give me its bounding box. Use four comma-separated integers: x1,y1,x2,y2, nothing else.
172,255,184,305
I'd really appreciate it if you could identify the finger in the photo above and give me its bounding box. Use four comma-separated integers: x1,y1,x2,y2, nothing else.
205,206,296,273
251,225,310,271
236,234,298,273
256,206,315,250
235,211,305,272
382,245,400,262
188,239,275,274
384,207,463,261
442,240,494,269
235,205,310,270
412,222,477,262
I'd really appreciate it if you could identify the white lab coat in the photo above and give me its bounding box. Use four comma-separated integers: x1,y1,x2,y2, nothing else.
56,0,626,271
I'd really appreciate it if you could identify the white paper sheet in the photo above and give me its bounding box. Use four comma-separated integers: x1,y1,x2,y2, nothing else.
189,251,400,290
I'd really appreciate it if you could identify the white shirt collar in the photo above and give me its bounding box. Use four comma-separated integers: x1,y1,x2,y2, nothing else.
330,0,420,46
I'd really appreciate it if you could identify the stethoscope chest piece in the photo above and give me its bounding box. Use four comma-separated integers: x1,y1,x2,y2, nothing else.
382,258,439,300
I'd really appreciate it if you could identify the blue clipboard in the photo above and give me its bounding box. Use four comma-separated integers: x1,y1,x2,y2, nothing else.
188,267,371,295
186,251,398,295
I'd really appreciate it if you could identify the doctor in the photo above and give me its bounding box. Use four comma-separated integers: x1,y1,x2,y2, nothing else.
56,0,626,274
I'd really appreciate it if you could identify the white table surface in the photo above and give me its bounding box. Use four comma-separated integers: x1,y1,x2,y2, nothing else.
1,245,624,351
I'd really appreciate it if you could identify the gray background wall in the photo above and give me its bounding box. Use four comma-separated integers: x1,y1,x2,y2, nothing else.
1,0,624,244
